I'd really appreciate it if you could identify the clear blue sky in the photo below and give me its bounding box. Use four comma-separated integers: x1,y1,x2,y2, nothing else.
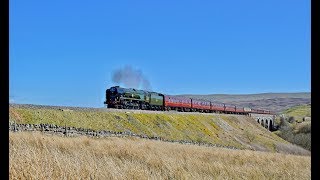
9,0,310,107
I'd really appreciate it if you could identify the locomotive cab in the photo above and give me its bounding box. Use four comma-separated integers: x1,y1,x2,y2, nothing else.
105,86,120,108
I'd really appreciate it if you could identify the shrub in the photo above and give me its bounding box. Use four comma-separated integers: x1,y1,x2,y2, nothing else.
292,133,311,151
279,117,290,128
288,116,295,123
296,122,311,134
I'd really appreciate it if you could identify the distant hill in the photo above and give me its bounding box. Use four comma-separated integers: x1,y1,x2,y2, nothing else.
175,92,311,114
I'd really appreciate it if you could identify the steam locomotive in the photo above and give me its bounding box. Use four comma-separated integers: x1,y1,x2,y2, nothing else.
104,86,272,115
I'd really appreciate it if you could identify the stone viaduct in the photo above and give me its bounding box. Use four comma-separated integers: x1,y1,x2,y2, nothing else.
249,113,276,131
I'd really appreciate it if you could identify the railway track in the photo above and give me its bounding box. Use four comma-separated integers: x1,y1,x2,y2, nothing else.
9,103,248,116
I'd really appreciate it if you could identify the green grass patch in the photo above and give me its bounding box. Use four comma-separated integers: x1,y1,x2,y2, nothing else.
282,104,311,121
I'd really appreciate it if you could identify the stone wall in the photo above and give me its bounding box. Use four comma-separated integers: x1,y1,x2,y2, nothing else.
8,121,239,150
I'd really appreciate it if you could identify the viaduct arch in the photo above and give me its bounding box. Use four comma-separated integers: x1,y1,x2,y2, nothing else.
249,113,275,131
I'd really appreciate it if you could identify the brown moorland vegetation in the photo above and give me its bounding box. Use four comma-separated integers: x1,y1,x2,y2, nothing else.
9,132,310,180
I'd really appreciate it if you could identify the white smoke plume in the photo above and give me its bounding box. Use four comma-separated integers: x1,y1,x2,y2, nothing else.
111,65,152,91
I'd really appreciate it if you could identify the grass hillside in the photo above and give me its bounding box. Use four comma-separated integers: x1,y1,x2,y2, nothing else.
9,104,309,155
176,92,310,113
9,132,311,179
281,104,311,122
273,104,311,151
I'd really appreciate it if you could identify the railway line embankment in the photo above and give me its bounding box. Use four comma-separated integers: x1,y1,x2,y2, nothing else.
9,104,310,155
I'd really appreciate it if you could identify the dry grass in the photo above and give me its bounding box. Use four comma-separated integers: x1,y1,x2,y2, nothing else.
10,132,310,180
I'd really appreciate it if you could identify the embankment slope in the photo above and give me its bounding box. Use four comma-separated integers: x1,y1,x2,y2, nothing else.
9,104,309,155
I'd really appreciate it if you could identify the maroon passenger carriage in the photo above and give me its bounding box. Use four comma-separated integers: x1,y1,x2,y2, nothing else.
224,104,236,113
210,103,225,113
235,106,245,114
254,109,271,114
191,99,211,112
164,95,191,111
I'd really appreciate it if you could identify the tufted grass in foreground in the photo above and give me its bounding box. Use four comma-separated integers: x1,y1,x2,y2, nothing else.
9,132,310,180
